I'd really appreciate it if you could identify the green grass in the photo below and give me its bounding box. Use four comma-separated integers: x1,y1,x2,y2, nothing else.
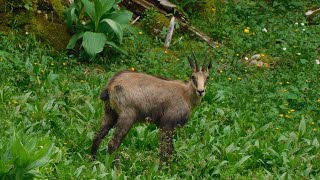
1,0,320,179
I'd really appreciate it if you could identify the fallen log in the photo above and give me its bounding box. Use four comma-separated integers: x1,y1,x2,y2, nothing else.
121,0,219,47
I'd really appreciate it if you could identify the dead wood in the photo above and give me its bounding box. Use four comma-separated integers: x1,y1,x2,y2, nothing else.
305,7,320,24
121,0,219,47
164,16,175,48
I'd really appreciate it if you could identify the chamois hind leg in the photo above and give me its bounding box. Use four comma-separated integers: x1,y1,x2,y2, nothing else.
91,102,117,159
159,126,174,165
108,112,135,154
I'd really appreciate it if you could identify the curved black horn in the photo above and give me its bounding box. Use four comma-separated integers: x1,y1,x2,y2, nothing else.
192,50,199,71
188,56,195,70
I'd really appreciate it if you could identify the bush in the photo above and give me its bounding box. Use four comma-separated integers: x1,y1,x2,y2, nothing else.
64,0,133,57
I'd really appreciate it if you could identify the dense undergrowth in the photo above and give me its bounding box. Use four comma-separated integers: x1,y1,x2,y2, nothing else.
1,0,320,179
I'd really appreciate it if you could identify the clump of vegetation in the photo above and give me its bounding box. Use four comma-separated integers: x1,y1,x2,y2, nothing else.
64,0,133,57
140,8,169,36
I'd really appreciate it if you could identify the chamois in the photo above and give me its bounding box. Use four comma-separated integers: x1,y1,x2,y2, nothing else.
91,51,212,163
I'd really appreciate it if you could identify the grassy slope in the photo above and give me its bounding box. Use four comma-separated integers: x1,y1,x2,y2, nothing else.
0,0,320,179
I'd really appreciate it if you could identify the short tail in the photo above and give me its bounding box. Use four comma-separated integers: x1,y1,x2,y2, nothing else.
100,88,109,101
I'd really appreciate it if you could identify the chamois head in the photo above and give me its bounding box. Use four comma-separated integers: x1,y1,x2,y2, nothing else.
188,50,212,97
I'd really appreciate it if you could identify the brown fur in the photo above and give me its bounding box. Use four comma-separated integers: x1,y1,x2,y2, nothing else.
91,53,211,164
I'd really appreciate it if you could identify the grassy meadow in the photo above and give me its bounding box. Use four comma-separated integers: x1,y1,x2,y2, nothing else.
1,0,320,179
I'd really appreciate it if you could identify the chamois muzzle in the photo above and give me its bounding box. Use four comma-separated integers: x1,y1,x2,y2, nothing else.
197,90,205,97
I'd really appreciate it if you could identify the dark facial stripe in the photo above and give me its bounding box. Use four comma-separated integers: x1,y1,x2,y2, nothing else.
192,77,197,87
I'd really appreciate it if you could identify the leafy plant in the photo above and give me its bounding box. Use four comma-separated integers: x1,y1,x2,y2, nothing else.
0,131,54,180
65,0,133,57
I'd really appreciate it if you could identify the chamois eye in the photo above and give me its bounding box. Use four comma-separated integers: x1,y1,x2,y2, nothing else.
191,75,195,79
207,76,210,80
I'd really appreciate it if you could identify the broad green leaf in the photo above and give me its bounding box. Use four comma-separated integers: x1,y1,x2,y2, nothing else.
67,32,84,49
0,157,13,174
95,0,114,20
70,107,88,121
81,0,95,20
107,10,133,24
234,155,251,168
75,165,86,178
225,143,239,154
304,166,312,176
0,50,11,57
11,135,29,167
312,138,319,148
254,140,259,148
259,122,271,131
282,152,288,164
268,147,280,157
100,0,115,12
47,72,59,84
298,117,306,137
24,137,37,154
76,124,85,134
223,125,231,135
279,172,287,180
85,100,95,114
215,108,224,116
289,132,298,143
65,7,78,27
100,18,123,42
26,143,54,171
214,90,225,102
70,8,78,24
212,160,228,174
105,41,128,55
234,121,240,134
27,170,46,179
82,32,106,57
24,1,31,10
43,99,55,111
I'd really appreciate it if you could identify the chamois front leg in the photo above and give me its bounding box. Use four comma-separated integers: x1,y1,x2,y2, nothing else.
159,126,174,164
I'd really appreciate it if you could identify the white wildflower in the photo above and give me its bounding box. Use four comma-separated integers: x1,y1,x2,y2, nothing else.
301,23,305,26
262,28,268,32
282,47,287,51
316,59,320,65
302,29,306,31
297,53,301,56
294,22,299,25
81,21,86,25
25,32,29,35
244,57,249,61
